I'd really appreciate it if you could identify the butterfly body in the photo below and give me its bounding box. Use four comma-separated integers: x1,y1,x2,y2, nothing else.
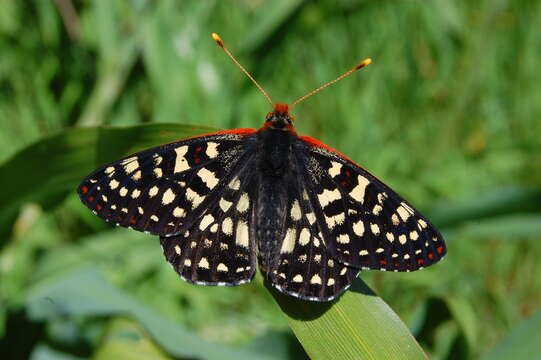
78,103,446,301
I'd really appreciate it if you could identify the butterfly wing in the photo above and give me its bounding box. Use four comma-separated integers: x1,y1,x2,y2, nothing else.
267,160,358,301
296,136,446,272
160,161,258,285
78,129,257,236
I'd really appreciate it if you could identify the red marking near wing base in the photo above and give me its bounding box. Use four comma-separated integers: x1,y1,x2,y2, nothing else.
300,135,361,168
417,259,425,265
181,128,256,142
437,246,444,254
95,204,102,211
428,253,434,260
81,185,88,194
87,196,95,202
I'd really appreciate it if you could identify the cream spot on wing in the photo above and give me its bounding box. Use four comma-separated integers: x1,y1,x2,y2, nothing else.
370,223,380,235
111,205,117,210
372,204,383,215
410,230,419,240
290,200,302,221
314,254,322,263
235,220,249,248
162,188,176,205
197,168,219,189
131,170,142,181
101,195,108,202
228,176,240,190
280,228,296,253
349,175,370,203
386,232,394,242
328,259,335,267
392,253,398,258
150,215,159,222
377,192,387,204
310,274,322,285
174,245,181,255
403,254,410,260
123,157,139,174
313,237,321,247
210,223,218,233
199,214,214,231
131,189,141,199
376,248,384,253
153,154,163,166
292,274,303,283
399,234,407,244
198,257,209,269
217,263,228,272
203,238,212,248
236,193,250,213
418,219,428,229
174,146,189,173
219,198,232,212
109,179,119,189
173,207,185,218
298,254,307,263
340,267,347,276
318,188,341,208
302,190,309,200
121,208,128,213
337,234,350,244
327,278,335,286
220,242,229,250
138,207,144,215
184,259,192,266
119,187,128,197
222,217,233,235
359,250,369,256
148,186,159,198
325,213,345,229
306,212,316,225
153,168,163,178
392,213,400,225
299,228,311,246
206,142,219,158
186,188,205,208
328,161,342,177
415,249,422,255
105,166,115,175
397,203,413,221
353,220,365,236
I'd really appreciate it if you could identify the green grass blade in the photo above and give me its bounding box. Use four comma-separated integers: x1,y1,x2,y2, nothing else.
268,278,428,360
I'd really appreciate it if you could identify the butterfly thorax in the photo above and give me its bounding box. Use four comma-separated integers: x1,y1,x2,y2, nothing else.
255,105,297,271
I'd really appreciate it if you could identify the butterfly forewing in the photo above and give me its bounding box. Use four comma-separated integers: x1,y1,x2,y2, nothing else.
160,162,258,285
268,170,358,301
297,136,446,272
78,130,256,235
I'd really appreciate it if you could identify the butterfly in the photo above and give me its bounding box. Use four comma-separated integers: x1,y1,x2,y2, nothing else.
78,34,446,302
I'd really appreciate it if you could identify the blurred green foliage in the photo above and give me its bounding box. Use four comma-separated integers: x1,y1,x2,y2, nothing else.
1,0,540,359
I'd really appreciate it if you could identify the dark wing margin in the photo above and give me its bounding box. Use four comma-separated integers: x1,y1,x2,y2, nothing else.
267,160,358,302
295,136,446,273
160,162,258,286
77,129,257,236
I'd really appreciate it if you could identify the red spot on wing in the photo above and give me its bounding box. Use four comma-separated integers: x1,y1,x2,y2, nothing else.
417,259,425,265
81,185,88,194
428,253,434,260
95,204,102,211
87,196,95,202
195,146,202,152
379,260,387,265
437,246,444,254
129,218,137,225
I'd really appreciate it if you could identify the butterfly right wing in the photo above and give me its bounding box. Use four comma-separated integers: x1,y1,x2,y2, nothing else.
78,129,257,235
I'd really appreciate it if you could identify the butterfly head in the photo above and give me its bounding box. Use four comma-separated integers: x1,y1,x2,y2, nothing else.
265,103,295,130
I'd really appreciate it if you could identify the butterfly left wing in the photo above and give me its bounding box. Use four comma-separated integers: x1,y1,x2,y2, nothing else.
78,129,256,235
295,136,446,272
160,162,258,286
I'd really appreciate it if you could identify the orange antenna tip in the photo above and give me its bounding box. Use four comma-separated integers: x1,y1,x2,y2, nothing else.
357,58,372,69
211,33,224,48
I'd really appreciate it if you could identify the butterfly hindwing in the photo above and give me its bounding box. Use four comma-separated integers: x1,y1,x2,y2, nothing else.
160,159,258,285
268,165,358,301
297,137,446,272
78,130,257,235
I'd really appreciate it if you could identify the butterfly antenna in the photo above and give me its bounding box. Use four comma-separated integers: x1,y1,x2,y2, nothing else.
212,33,274,108
289,58,372,109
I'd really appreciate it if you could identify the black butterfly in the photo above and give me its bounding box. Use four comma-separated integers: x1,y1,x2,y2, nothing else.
78,34,446,302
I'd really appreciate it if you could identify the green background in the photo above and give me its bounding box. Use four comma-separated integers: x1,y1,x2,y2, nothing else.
1,1,540,359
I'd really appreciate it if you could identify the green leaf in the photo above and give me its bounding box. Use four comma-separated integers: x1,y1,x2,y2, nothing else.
267,278,428,360
0,123,217,238
481,309,541,360
25,268,276,360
